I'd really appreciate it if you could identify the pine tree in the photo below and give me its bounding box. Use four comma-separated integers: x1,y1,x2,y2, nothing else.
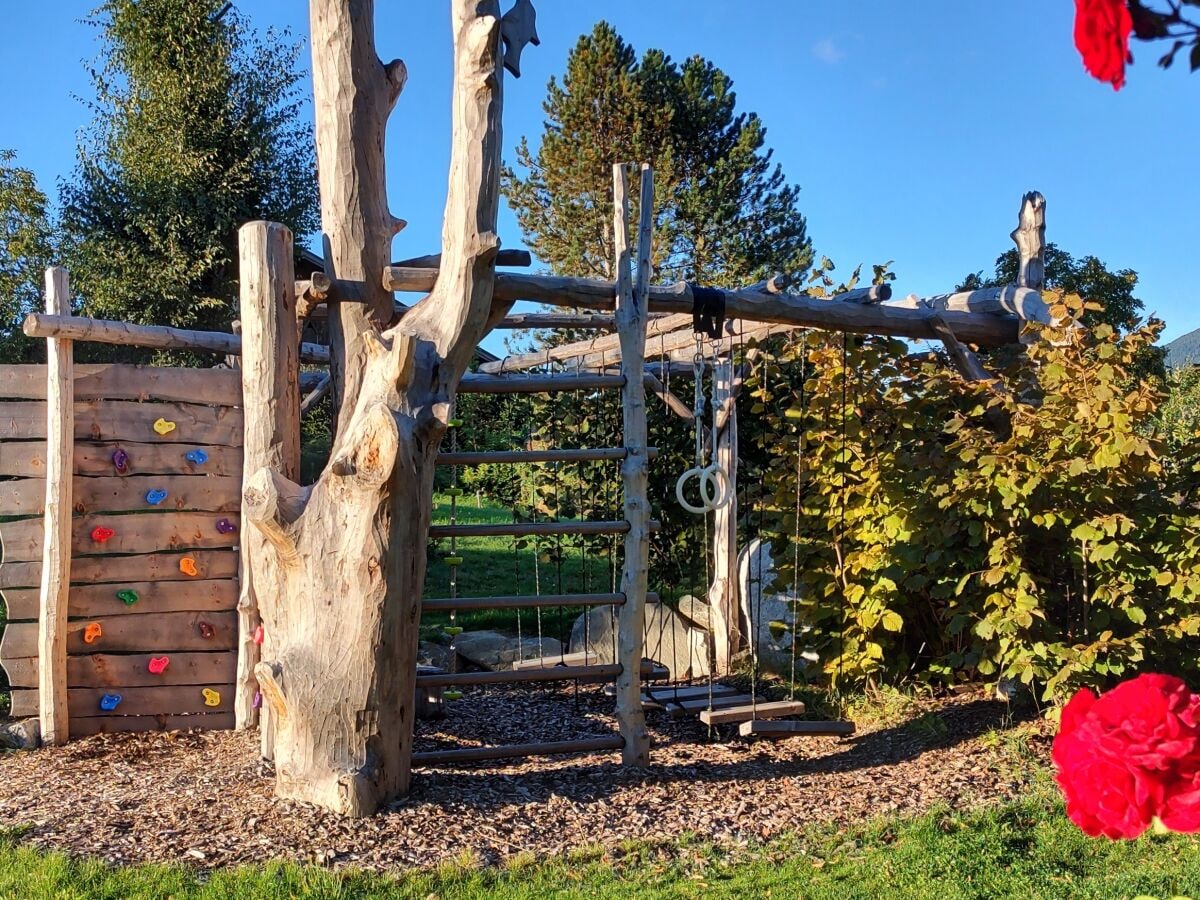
0,150,54,362
503,22,812,289
60,0,318,336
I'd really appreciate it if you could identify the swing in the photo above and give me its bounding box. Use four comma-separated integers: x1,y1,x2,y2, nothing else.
736,329,855,740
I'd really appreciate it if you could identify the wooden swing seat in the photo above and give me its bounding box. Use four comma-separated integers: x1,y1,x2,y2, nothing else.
738,719,856,738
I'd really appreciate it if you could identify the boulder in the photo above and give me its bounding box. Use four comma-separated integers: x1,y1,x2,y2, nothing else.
675,594,712,633
0,717,40,750
570,602,711,679
737,538,818,677
417,640,455,673
453,630,562,671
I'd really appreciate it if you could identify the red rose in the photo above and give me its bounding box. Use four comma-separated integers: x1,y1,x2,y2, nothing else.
1074,0,1134,90
1053,674,1200,838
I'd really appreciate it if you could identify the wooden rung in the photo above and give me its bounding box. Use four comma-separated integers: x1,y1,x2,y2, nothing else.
512,654,663,679
422,591,656,612
413,735,624,766
437,448,658,466
738,719,856,738
699,700,808,726
415,664,621,688
645,684,741,703
459,373,624,394
429,520,660,539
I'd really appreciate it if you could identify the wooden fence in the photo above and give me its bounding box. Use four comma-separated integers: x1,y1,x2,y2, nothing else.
0,361,243,737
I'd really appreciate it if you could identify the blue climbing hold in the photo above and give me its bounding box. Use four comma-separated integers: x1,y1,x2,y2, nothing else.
185,449,209,466
145,489,168,506
99,693,122,711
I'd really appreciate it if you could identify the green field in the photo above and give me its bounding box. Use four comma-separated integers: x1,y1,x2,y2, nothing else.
2,783,1198,898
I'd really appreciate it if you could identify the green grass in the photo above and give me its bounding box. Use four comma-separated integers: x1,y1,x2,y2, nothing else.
3,784,1200,898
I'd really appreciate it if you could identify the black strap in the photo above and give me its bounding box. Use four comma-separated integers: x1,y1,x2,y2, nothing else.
690,285,725,341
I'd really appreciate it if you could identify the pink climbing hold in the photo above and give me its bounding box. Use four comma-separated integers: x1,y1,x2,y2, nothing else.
148,656,170,675
253,624,264,645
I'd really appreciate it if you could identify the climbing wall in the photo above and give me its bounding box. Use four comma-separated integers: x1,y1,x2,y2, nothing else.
0,364,243,735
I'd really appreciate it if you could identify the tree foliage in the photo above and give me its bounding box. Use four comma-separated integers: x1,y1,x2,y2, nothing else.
752,294,1200,701
0,151,53,362
60,0,317,336
502,21,813,289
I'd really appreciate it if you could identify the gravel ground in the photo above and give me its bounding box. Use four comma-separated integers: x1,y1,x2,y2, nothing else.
0,686,1049,871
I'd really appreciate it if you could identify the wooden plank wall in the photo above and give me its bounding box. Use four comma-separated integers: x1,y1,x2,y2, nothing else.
0,364,242,735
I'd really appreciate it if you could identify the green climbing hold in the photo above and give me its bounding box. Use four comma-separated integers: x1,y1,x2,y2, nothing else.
444,555,464,566
443,690,463,701
116,589,139,606
448,418,464,428
445,487,464,498
443,625,463,636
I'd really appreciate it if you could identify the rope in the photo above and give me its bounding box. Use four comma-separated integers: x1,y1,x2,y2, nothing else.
789,329,810,702
839,332,850,692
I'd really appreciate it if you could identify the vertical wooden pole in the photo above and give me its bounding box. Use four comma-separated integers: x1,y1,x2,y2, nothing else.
614,163,652,766
708,353,739,675
38,267,72,745
1012,191,1046,292
236,222,300,746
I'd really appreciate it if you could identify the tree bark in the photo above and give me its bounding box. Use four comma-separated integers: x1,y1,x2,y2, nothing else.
707,354,739,675
240,0,505,816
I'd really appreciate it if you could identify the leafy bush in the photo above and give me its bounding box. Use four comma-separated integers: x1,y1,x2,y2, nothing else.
754,293,1200,701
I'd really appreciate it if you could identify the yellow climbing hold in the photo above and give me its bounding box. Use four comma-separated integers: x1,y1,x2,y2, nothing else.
179,557,199,577
202,688,221,707
153,417,177,435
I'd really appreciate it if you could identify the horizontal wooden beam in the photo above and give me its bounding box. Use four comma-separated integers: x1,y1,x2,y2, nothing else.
428,519,659,539
479,313,692,373
24,313,330,364
643,372,694,421
458,373,624,394
393,248,532,270
492,313,617,330
415,664,622,688
421,591,655,612
436,447,656,465
384,268,1020,347
412,735,624,765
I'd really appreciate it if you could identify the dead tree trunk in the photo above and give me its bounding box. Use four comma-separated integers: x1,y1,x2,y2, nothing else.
241,0,506,816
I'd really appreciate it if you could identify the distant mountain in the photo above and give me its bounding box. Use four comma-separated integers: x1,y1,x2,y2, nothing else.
1166,328,1200,369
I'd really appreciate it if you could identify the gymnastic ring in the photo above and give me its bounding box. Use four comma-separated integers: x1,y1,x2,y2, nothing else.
701,463,731,511
676,466,711,515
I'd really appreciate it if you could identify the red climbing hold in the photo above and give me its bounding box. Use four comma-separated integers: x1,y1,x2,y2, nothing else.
148,656,170,675
198,621,215,639
91,526,115,543
253,624,264,645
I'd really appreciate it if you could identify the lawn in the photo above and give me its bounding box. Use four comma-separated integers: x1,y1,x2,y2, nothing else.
1,783,1198,898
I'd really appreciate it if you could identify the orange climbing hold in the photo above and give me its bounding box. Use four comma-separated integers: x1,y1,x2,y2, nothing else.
179,557,199,577
202,688,221,707
83,622,103,644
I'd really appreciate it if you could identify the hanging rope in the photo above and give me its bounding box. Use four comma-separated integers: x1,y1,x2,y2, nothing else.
788,329,810,702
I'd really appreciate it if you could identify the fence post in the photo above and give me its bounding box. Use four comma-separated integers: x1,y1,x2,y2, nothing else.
38,267,72,745
236,222,300,745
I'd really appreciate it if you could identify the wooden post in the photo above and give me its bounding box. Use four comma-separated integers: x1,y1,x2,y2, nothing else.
38,267,73,745
707,352,739,675
236,222,300,739
614,162,652,766
1012,192,1046,291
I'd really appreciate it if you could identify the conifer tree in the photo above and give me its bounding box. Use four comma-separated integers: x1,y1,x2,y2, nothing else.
503,22,812,288
60,0,318,335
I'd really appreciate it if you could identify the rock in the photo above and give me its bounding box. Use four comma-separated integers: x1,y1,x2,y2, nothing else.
417,640,455,672
570,602,711,679
453,630,561,671
0,717,40,750
737,538,818,677
675,594,712,632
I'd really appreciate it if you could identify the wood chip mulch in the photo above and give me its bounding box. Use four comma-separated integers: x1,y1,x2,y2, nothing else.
0,687,1050,871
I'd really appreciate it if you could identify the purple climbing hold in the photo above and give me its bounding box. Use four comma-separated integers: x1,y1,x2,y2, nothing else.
99,693,122,711
145,488,168,506
252,690,263,710
112,448,130,473
216,518,237,534
185,449,209,466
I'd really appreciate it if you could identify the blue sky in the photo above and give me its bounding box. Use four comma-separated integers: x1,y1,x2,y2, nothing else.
3,1,1196,344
